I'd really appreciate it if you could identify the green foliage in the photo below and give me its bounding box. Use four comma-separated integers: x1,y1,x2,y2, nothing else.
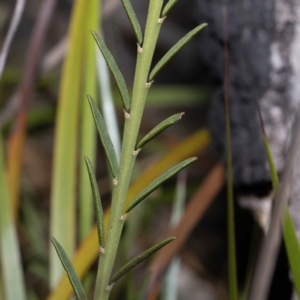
91,31,131,112
149,23,207,81
50,237,88,300
87,96,119,179
261,131,300,298
84,157,105,247
121,0,143,44
51,0,204,298
126,157,197,213
109,237,175,284
162,0,178,17
136,112,184,149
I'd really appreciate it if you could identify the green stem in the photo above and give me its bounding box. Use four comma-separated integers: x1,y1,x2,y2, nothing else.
93,1,164,299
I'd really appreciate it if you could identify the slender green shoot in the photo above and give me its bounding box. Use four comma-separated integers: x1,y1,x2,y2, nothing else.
223,6,237,300
149,23,207,81
126,158,197,213
50,237,88,300
84,157,105,247
109,237,175,285
91,31,131,111
121,0,143,44
87,95,119,179
162,0,177,17
257,106,300,298
136,112,184,150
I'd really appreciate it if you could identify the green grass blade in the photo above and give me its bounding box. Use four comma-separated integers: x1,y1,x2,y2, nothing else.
109,237,175,284
121,0,143,44
259,117,300,297
91,30,130,111
78,0,100,242
0,134,26,300
50,237,88,300
283,210,300,295
50,0,87,286
87,95,119,179
149,23,207,81
162,0,177,17
223,10,237,298
126,157,197,213
84,156,105,247
136,112,184,149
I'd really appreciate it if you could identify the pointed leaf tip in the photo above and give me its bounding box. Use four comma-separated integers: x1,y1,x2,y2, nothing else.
91,30,130,111
50,237,88,300
136,112,185,149
149,23,207,81
84,156,105,246
121,0,143,44
126,157,197,213
87,95,119,178
109,237,175,284
162,0,178,17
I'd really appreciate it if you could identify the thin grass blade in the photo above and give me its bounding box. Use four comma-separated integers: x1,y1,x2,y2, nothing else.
110,237,175,284
0,134,26,300
91,30,130,111
149,23,207,81
78,0,100,242
257,106,300,298
87,95,119,179
50,0,87,286
136,112,184,149
50,237,88,300
84,157,104,246
222,6,237,299
121,0,143,44
126,157,197,213
162,0,177,17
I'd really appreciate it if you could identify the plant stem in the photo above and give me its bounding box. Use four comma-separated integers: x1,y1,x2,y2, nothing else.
93,1,164,299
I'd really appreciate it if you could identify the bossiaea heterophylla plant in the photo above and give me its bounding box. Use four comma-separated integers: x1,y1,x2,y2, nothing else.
51,0,207,299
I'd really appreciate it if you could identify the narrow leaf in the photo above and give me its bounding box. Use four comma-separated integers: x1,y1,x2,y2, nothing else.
50,237,88,300
121,0,143,44
87,95,119,179
0,134,26,300
78,0,100,242
84,157,104,246
50,0,87,285
91,30,130,111
162,0,177,17
149,23,207,81
110,237,175,284
257,106,300,298
136,112,184,149
126,157,197,213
